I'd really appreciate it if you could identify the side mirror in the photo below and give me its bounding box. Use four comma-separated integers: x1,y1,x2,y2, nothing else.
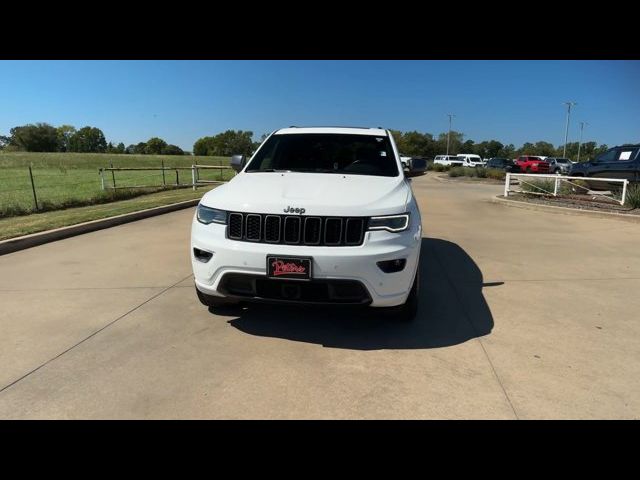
404,157,427,177
230,154,246,172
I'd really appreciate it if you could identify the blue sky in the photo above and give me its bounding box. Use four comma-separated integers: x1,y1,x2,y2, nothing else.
1,60,638,151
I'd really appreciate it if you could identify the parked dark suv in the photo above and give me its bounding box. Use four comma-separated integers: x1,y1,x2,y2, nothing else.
486,157,520,172
570,144,640,190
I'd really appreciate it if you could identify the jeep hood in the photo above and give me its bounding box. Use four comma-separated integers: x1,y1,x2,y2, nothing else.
200,172,411,216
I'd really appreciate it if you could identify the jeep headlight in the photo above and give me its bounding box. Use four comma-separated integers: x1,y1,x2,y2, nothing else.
196,204,227,225
368,213,410,233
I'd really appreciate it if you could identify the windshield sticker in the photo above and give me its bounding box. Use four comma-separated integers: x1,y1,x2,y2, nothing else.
380,151,387,156
619,151,632,160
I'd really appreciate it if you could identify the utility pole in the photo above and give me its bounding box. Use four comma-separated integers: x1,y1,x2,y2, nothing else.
563,101,577,158
446,113,455,156
577,121,589,163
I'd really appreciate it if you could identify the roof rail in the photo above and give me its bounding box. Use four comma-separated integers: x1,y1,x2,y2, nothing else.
282,125,382,130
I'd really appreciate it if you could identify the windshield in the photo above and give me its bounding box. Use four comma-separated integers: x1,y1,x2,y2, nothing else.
556,159,569,163
245,133,399,177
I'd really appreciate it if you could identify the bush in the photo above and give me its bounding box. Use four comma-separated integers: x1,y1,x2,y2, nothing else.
559,178,590,195
625,184,640,208
448,166,496,179
431,163,449,172
448,166,466,177
486,168,506,180
520,179,555,195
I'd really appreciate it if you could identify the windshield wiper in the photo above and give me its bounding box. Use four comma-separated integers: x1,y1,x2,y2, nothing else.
246,169,291,173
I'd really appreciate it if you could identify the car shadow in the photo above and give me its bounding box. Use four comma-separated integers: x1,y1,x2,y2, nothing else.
217,237,495,350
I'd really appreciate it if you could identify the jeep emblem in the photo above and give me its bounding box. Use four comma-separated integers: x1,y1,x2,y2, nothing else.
284,206,306,214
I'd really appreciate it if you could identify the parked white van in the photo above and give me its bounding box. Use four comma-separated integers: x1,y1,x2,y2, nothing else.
434,155,463,167
457,154,484,167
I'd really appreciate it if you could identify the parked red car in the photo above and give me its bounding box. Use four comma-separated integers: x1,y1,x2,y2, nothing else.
514,156,550,173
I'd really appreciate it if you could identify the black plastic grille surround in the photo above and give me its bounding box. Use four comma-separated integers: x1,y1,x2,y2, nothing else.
218,273,372,305
227,212,366,246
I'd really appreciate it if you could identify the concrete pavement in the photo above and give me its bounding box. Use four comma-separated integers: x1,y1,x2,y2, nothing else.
0,175,638,418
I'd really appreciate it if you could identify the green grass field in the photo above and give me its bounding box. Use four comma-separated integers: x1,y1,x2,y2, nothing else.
0,186,217,241
0,152,233,217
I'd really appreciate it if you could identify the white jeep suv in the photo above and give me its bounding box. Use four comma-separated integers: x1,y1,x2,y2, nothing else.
191,127,423,320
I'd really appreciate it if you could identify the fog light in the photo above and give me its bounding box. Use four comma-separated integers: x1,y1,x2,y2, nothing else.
377,258,406,273
193,247,213,262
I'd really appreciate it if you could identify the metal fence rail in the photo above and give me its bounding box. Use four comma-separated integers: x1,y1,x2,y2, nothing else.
190,164,232,189
504,173,629,206
99,164,234,191
1,162,233,217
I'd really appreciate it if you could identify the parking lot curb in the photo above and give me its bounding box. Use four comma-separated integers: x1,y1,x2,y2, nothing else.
0,199,200,256
491,195,640,223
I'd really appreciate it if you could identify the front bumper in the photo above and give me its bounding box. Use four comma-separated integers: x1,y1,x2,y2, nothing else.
191,214,422,307
530,165,549,173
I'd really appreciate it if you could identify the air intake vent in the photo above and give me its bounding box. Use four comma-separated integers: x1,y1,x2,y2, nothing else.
284,217,301,244
304,217,322,245
264,215,281,243
228,213,243,239
324,218,342,245
345,218,365,245
245,214,261,241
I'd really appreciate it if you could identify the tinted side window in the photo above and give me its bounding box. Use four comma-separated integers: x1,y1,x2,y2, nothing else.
597,149,620,163
616,148,639,162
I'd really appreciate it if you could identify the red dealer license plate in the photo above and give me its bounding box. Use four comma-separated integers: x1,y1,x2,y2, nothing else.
266,256,312,281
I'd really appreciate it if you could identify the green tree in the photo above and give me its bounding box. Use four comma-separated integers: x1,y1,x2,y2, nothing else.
161,144,184,155
145,137,168,155
116,142,125,154
56,125,77,152
9,123,60,152
533,141,556,156
193,136,214,156
461,139,475,153
475,140,504,159
0,135,10,150
69,126,107,153
193,130,254,156
436,131,464,155
497,144,516,159
133,142,147,154
398,131,436,158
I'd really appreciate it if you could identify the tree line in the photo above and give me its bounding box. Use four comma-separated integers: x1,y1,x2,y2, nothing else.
0,123,186,155
1,123,613,162
390,130,610,162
